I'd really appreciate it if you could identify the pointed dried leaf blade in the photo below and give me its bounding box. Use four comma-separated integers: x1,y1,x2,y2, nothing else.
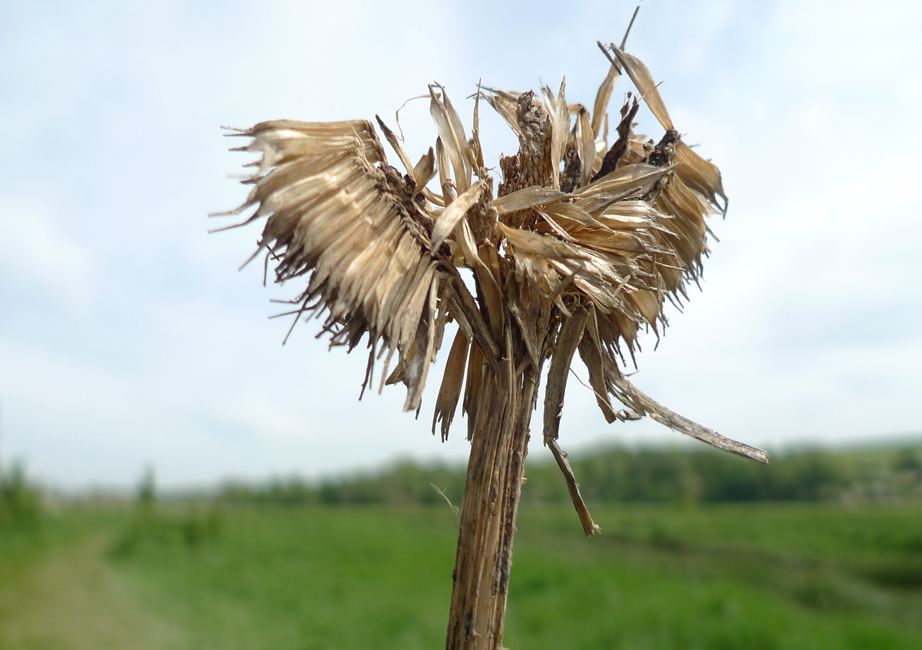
608,372,769,463
575,107,596,189
550,78,570,190
375,115,417,181
543,307,589,444
493,187,572,216
481,87,522,135
431,180,484,249
432,328,471,441
577,335,618,423
610,45,675,131
412,147,437,194
591,61,621,139
429,85,472,192
675,141,727,209
579,163,674,199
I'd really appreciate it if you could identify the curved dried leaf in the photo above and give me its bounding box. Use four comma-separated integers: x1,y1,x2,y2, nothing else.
375,115,417,181
607,372,769,464
431,181,484,249
591,52,622,140
493,187,572,216
219,119,441,412
675,141,727,210
577,331,618,423
579,163,674,199
610,45,675,131
432,328,470,441
413,148,437,196
480,87,522,135
575,107,596,189
549,78,570,190
429,85,472,192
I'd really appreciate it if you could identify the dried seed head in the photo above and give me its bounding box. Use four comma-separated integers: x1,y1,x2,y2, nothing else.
214,42,765,465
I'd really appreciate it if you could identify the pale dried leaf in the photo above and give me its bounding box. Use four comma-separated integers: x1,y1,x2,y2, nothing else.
498,222,585,263
579,163,674,199
431,181,484,249
480,87,522,135
576,335,618,423
429,85,472,192
575,107,596,189
470,82,486,173
492,187,572,216
413,148,437,196
549,78,570,191
543,307,589,444
477,242,505,339
435,137,456,204
591,59,621,139
675,141,727,210
608,372,769,463
432,328,470,441
610,45,675,131
375,115,417,181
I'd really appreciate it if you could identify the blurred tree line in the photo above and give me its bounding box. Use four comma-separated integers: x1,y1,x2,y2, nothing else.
110,466,225,557
0,462,43,530
218,444,922,507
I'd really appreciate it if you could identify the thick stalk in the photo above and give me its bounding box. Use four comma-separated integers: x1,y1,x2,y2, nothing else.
446,326,538,650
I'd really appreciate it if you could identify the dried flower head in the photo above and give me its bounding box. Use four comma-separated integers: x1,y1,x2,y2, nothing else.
215,35,766,648
213,42,761,459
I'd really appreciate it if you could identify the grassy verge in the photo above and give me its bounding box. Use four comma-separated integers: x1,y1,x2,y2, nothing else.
505,503,922,649
2,502,920,649
0,508,181,650
110,505,458,650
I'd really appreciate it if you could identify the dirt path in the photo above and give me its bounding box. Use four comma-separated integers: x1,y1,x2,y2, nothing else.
0,534,182,650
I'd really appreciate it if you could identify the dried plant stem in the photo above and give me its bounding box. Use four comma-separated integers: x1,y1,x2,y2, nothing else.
548,439,599,537
446,323,540,650
218,32,759,650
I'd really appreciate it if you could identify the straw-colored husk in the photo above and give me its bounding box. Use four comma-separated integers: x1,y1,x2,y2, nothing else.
213,43,763,467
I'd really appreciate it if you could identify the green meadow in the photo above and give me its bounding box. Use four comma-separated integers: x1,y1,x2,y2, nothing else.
2,501,921,649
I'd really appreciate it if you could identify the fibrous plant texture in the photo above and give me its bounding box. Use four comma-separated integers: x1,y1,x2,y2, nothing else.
215,38,766,650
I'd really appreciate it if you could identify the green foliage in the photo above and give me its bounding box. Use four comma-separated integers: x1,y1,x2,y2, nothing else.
110,468,223,558
4,501,922,649
217,444,922,507
137,464,156,512
0,461,43,531
111,506,458,650
219,460,467,508
101,502,922,650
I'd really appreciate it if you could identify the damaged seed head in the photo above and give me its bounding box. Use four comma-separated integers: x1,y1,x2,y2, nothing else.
213,41,764,468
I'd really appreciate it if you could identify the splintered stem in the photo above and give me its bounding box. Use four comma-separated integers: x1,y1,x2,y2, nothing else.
445,324,539,650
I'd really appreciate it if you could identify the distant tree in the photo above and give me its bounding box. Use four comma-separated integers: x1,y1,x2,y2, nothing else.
137,464,156,514
894,448,922,473
0,462,43,530
0,399,43,530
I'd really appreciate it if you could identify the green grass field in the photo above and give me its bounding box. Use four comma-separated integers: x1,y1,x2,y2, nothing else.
2,502,921,649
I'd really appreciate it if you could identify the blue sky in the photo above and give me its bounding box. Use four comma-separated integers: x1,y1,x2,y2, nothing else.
1,0,920,490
